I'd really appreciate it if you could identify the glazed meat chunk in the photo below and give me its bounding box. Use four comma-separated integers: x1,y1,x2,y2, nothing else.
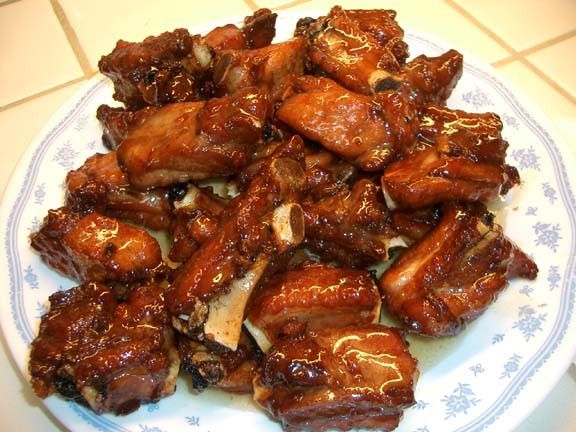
379,203,538,336
66,151,172,230
116,87,270,190
277,76,418,171
382,106,520,209
213,37,306,101
96,104,158,150
29,282,179,414
178,330,260,394
30,207,164,283
245,262,382,351
254,324,418,432
167,137,306,350
297,7,407,94
303,179,405,267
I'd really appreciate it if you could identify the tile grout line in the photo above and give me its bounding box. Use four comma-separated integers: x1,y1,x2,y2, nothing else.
492,29,576,68
0,76,92,113
243,0,259,12
0,0,22,8
49,0,94,76
518,58,576,105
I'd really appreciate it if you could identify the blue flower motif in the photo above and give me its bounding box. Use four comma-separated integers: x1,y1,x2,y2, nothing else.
35,301,47,319
500,354,522,379
547,266,561,290
513,305,547,341
441,383,481,419
34,183,46,205
519,285,533,297
28,216,41,233
52,140,79,170
139,425,166,432
541,182,557,204
413,427,430,432
87,140,96,150
469,363,485,376
501,113,520,130
533,222,561,252
511,147,541,171
492,333,505,345
412,400,429,411
525,206,538,216
74,114,88,131
461,87,492,109
24,265,39,289
186,416,200,426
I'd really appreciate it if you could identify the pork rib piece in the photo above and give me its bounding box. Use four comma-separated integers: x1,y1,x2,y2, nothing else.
379,203,538,336
303,179,405,267
29,282,179,415
66,151,173,231
382,105,520,209
30,207,164,283
167,137,306,350
277,76,418,171
98,9,277,109
254,324,418,432
116,87,270,190
245,262,382,352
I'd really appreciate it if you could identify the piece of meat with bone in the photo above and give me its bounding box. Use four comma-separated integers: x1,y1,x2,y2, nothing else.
96,104,159,150
178,330,261,394
116,87,270,190
244,262,382,352
254,324,418,432
213,37,306,101
296,7,407,94
168,184,227,263
65,151,172,231
303,179,406,267
379,203,538,337
167,141,306,350
29,282,179,415
30,207,165,283
382,106,520,209
97,9,277,110
277,75,418,171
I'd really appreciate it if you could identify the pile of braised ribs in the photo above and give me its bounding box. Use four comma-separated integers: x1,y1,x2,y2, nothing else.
28,7,537,431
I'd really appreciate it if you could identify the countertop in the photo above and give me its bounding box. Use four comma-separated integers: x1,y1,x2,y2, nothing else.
1,0,575,431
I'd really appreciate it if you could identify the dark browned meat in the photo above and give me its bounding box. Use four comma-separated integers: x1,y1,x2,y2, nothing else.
303,148,357,200
116,87,270,190
382,106,520,209
213,38,306,101
298,7,405,94
66,151,172,230
303,179,404,267
391,206,441,243
98,28,213,109
379,203,538,337
30,207,164,283
167,147,306,350
277,76,418,171
96,104,159,150
168,184,227,263
243,8,277,49
178,330,260,393
245,262,381,351
29,282,179,414
254,324,418,432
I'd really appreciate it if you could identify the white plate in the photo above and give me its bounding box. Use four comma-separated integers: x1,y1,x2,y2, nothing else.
1,12,575,432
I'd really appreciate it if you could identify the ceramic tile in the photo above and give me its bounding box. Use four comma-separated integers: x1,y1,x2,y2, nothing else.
0,80,86,199
252,0,311,9
496,61,576,156
58,0,254,69
453,0,576,52
526,36,576,96
0,0,84,106
281,0,510,63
